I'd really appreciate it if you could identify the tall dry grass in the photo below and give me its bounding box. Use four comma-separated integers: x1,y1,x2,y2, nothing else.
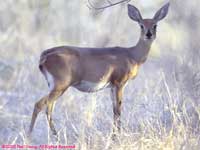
0,0,200,150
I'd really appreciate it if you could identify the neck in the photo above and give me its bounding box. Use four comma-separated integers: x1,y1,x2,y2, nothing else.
129,38,153,64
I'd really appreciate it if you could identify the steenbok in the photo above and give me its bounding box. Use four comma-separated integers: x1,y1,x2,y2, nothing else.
29,2,170,136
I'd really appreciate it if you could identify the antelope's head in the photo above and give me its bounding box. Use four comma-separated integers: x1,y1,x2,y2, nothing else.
128,3,170,41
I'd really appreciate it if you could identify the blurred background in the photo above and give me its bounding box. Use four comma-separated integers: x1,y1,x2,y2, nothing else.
0,0,200,149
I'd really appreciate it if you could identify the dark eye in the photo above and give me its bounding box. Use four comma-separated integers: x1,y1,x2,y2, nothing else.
140,25,144,29
153,25,157,30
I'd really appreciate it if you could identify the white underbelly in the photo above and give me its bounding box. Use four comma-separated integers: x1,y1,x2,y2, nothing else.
73,80,111,92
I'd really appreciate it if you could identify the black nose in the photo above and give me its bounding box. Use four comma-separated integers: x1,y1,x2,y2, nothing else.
146,30,152,38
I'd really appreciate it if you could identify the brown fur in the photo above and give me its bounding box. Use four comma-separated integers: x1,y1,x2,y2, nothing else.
29,2,169,137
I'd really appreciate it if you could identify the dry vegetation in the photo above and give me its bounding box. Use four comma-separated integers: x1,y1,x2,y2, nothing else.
0,0,200,149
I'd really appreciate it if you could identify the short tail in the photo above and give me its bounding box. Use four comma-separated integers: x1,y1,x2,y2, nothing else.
39,52,47,73
39,64,43,72
39,58,50,88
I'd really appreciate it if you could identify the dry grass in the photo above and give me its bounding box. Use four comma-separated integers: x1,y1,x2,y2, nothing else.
0,60,200,150
0,0,200,150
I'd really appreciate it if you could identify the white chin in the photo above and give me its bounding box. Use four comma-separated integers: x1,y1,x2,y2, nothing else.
144,38,153,41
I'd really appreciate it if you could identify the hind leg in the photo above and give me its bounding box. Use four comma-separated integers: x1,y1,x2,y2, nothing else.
46,101,56,135
29,95,48,133
46,90,64,135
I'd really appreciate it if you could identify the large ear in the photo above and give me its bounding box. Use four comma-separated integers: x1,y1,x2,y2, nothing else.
128,4,142,22
153,2,170,22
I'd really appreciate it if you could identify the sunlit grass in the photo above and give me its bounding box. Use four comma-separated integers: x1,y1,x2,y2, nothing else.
0,0,199,150
0,61,199,150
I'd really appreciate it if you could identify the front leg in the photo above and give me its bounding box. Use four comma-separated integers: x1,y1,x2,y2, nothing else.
111,85,124,134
